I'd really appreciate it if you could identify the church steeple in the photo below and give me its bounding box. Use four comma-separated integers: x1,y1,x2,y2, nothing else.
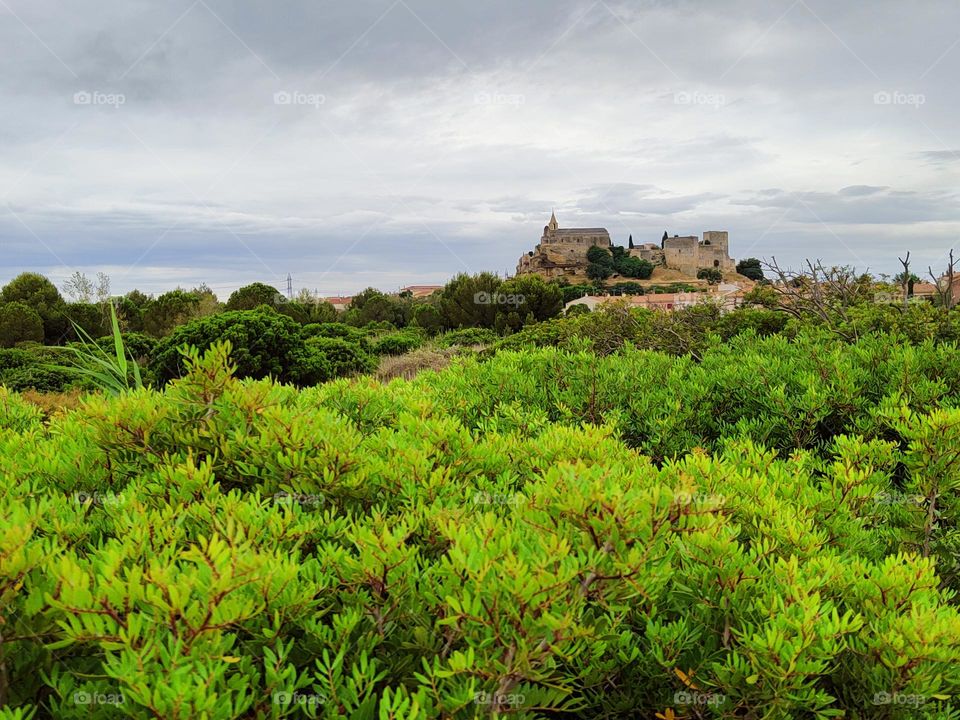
548,210,559,232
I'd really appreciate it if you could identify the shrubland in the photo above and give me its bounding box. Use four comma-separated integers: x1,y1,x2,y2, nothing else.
3,319,960,717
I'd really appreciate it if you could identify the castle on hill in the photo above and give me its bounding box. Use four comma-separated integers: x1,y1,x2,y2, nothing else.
516,212,736,280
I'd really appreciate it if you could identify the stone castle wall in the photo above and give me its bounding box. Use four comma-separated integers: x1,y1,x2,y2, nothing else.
630,231,735,276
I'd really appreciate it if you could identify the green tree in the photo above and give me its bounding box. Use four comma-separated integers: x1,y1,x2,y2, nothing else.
587,263,613,281
61,303,108,340
226,283,282,311
557,283,597,304
498,274,564,323
348,293,408,327
113,296,145,332
438,273,503,330
411,303,444,334
698,267,723,285
736,258,765,282
616,256,654,279
0,302,44,347
1,272,66,343
586,246,614,267
142,289,202,337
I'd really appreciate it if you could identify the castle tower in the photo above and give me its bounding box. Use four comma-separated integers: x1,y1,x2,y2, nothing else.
548,210,559,232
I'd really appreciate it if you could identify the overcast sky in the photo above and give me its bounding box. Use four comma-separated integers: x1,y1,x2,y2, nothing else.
2,0,959,297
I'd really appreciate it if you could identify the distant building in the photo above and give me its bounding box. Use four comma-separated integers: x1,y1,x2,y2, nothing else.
516,213,737,281
565,283,747,314
400,285,443,298
631,232,736,277
323,296,352,311
516,212,612,279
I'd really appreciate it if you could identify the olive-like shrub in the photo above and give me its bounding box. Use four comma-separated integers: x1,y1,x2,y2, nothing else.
3,337,960,718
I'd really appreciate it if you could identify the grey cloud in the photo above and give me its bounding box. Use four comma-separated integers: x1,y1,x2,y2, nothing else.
2,0,960,291
733,187,960,225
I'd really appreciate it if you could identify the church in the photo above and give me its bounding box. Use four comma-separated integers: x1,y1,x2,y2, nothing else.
515,212,612,279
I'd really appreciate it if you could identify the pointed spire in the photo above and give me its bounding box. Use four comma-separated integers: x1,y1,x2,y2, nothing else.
548,210,559,231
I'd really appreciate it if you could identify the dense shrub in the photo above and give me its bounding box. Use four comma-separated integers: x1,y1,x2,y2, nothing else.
0,301,45,347
1,365,77,393
151,308,310,384
0,345,80,392
305,335,377,378
95,332,157,361
370,330,425,356
303,322,366,341
436,327,499,347
2,340,960,717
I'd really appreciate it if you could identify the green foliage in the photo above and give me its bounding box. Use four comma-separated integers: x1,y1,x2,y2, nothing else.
0,363,77,393
142,289,203,337
151,308,310,385
345,289,410,327
0,301,45,347
95,332,157,362
4,333,960,716
496,274,564,324
616,255,654,279
586,245,613,266
737,257,765,281
436,327,499,348
0,346,78,392
53,302,144,396
586,262,613,281
438,273,503,330
698,267,724,284
276,299,338,325
609,281,645,295
61,302,108,341
226,282,283,311
371,331,424,356
410,303,443,334
589,245,655,279
556,282,597,304
302,322,373,352
0,272,66,343
305,336,377,377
